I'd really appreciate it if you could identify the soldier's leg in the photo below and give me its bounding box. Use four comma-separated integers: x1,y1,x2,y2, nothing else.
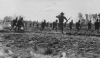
61,23,63,34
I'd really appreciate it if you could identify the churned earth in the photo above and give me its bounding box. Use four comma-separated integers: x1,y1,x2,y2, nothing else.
0,32,100,58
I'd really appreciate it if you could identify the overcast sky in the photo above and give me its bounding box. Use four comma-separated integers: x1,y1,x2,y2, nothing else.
0,0,100,22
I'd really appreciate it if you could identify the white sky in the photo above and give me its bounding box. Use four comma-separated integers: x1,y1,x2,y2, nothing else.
0,0,100,22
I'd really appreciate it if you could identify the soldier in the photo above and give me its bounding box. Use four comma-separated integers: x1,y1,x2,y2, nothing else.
88,20,92,30
24,21,28,30
17,16,24,31
94,19,99,31
69,20,73,31
30,22,32,27
52,21,55,30
76,20,81,31
10,17,18,30
52,20,58,31
33,22,34,26
55,20,58,32
36,21,39,29
64,22,67,28
41,20,46,30
56,12,68,34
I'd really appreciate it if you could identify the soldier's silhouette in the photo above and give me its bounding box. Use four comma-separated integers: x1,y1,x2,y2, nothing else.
41,20,46,30
95,19,99,31
30,22,32,27
88,20,92,30
76,20,81,31
55,20,58,32
36,21,39,29
52,21,56,30
17,16,24,31
10,17,18,30
33,22,34,26
52,20,58,31
56,12,68,34
69,20,73,31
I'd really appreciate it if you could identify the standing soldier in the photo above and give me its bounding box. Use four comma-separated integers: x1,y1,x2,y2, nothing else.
55,20,58,32
52,20,58,32
69,20,73,31
94,19,99,32
30,21,32,27
41,20,46,30
88,20,92,30
56,12,68,34
76,20,81,32
33,22,34,27
52,21,56,30
36,21,39,29
17,16,24,31
24,21,28,30
10,17,18,30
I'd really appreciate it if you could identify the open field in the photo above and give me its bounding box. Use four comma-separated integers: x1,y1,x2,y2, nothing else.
0,31,100,58
0,24,100,58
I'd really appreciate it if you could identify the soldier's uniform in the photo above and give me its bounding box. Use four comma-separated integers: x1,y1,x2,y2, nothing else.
41,20,46,30
11,17,18,30
56,12,67,34
17,17,24,31
88,20,92,30
76,20,81,31
95,19,99,31
69,20,73,30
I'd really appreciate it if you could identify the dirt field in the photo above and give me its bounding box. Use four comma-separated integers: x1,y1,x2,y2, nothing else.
0,31,100,58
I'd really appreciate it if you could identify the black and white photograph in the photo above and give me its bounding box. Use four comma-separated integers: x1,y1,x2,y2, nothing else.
0,0,100,58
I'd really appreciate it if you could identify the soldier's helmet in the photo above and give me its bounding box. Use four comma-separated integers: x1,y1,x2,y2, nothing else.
60,12,64,15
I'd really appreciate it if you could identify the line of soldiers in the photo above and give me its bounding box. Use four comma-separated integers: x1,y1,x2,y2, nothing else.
10,16,24,31
10,12,100,33
53,12,100,33
40,12,71,33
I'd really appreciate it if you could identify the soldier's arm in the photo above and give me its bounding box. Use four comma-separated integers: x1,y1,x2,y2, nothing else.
64,17,68,22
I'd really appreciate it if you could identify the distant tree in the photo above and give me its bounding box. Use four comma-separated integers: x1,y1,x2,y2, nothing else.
3,16,12,22
78,13,85,25
92,14,98,22
85,14,89,24
89,14,93,20
78,13,83,20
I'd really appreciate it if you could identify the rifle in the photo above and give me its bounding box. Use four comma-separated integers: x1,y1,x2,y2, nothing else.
66,16,72,22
